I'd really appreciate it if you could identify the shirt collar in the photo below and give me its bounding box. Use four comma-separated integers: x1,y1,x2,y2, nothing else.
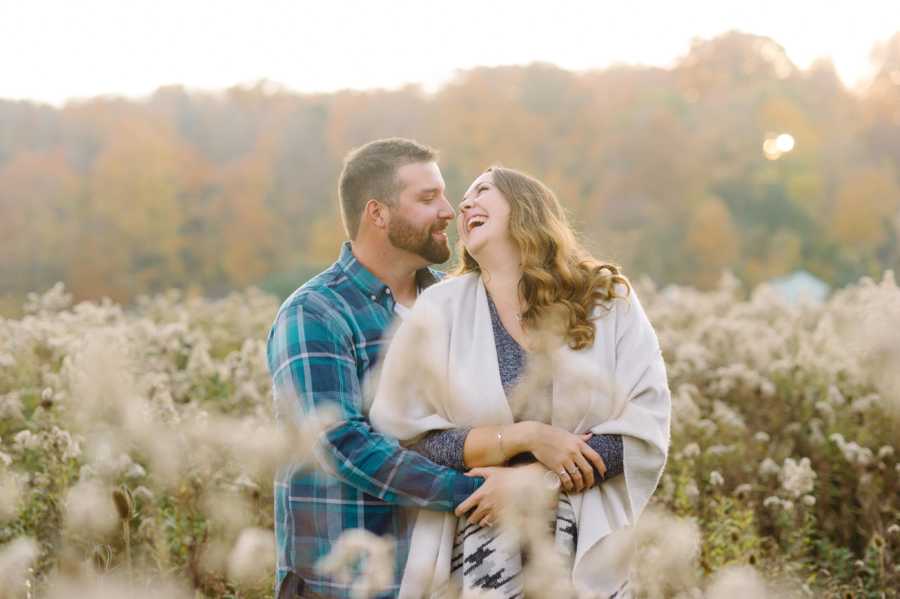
337,241,442,301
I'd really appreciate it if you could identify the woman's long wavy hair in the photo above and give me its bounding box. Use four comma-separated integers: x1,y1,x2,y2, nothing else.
453,166,630,350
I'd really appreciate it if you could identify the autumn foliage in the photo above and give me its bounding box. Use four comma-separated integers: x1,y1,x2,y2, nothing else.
2,31,900,313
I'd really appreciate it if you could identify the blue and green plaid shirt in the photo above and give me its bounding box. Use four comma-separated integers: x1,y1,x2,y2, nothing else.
267,242,482,598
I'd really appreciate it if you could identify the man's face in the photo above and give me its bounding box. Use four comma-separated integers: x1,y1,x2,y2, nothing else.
386,161,455,264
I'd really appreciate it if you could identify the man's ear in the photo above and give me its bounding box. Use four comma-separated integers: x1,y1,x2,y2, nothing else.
364,199,389,230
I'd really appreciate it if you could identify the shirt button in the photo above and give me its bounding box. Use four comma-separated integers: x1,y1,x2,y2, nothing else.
370,294,377,300
385,288,391,294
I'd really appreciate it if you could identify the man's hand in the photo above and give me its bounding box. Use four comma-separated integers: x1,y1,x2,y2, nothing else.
526,422,607,492
454,463,556,528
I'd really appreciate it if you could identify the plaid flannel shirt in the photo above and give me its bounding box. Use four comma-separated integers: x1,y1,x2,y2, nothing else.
267,242,482,598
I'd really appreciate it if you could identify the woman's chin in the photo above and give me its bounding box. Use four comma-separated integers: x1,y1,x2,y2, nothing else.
463,240,487,259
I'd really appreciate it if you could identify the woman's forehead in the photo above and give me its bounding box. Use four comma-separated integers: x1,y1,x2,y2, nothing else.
466,171,494,192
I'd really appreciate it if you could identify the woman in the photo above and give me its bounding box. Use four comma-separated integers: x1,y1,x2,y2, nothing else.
370,167,670,599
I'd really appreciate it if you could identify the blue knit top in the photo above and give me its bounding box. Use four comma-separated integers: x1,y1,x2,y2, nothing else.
411,293,624,482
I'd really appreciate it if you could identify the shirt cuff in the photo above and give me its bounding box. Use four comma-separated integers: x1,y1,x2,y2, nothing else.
451,470,483,507
587,433,625,483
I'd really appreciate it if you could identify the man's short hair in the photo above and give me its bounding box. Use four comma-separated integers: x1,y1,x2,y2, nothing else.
338,138,438,239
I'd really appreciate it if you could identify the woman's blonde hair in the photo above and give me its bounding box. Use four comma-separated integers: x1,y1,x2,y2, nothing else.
453,166,630,350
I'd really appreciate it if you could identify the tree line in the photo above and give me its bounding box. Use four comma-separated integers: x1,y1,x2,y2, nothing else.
1,31,899,312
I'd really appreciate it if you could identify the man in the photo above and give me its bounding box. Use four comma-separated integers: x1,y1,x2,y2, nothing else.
266,138,483,598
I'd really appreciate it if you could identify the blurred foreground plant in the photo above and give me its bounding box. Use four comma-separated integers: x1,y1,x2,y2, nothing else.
0,274,897,597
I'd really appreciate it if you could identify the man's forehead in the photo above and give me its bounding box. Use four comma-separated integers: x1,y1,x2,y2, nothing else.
397,161,444,190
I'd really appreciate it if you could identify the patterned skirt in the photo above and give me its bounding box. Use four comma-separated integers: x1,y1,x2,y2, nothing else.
446,494,627,598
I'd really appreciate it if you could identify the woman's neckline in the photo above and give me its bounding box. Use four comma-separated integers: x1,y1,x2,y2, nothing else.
485,290,526,353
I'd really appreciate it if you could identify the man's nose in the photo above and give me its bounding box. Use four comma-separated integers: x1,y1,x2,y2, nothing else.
438,196,455,219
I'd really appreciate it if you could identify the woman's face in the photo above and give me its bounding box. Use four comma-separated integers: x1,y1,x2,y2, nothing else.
457,171,512,257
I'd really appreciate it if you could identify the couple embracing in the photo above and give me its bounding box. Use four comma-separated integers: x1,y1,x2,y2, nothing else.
267,138,671,599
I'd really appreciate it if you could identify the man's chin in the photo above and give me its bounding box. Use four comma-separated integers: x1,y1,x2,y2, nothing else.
388,229,450,265
420,242,451,265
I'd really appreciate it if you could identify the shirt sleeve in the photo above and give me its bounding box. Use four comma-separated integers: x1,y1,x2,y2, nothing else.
267,293,481,511
410,428,471,471
586,433,624,484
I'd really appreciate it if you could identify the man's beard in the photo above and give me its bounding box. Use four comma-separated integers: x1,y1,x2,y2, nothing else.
387,211,450,264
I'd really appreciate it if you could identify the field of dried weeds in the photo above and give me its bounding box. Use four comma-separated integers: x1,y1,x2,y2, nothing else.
1,274,897,598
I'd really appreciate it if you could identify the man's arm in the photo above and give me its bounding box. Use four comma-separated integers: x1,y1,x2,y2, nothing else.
267,293,481,511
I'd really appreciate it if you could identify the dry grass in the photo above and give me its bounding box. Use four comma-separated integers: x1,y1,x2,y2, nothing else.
0,274,898,598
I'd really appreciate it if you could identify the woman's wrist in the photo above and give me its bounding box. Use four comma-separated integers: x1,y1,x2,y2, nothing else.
502,421,539,458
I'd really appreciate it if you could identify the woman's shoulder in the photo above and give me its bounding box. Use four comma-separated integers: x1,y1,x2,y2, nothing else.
404,272,480,333
593,281,633,307
590,283,658,349
419,271,480,304
592,282,645,322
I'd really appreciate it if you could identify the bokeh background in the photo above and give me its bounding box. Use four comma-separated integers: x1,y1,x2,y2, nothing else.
1,3,900,598
2,1,899,312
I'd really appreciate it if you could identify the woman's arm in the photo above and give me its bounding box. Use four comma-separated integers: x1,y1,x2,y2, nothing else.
462,421,538,467
412,423,622,491
409,428,471,470
464,421,610,493
409,422,535,470
585,434,624,481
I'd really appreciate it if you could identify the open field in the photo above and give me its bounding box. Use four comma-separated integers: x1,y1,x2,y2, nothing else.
1,274,898,598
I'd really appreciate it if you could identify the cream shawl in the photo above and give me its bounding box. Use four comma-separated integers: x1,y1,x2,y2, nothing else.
368,273,671,598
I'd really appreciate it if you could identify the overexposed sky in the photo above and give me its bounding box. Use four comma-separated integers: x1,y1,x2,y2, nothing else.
1,0,897,105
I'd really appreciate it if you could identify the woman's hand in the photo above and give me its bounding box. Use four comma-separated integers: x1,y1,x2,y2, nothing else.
525,422,607,492
454,463,555,528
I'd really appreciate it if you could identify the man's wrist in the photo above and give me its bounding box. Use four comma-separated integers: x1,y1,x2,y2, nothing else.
518,461,548,474
452,472,483,509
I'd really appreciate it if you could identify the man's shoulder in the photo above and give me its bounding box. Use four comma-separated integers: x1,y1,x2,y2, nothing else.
274,264,352,326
